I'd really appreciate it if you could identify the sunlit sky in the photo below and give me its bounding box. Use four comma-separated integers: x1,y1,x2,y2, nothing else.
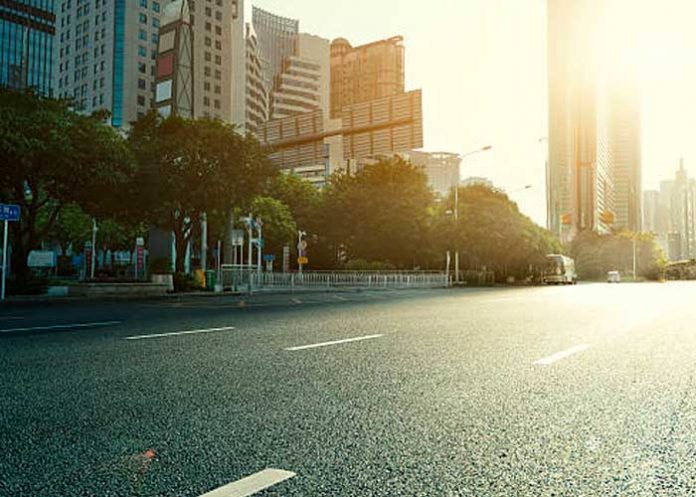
250,0,696,226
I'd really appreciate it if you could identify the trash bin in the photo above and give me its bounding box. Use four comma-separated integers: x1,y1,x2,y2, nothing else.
205,270,216,291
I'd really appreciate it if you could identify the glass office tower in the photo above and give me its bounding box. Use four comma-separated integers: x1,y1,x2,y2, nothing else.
0,0,55,95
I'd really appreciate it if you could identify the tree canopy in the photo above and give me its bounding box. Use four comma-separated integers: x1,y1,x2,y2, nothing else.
128,112,275,272
0,89,133,280
319,157,434,268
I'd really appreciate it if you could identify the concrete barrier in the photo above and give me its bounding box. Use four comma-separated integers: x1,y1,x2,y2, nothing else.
68,283,170,298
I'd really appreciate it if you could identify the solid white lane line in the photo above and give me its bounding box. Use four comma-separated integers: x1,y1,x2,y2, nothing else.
124,326,236,341
0,321,121,334
198,469,296,497
286,334,384,352
534,344,591,366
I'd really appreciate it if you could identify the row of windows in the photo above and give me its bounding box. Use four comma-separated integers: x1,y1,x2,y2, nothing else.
138,0,162,12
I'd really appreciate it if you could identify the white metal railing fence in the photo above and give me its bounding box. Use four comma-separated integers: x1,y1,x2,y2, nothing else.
219,266,449,292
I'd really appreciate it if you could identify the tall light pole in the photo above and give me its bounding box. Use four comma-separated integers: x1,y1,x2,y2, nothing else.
454,145,493,284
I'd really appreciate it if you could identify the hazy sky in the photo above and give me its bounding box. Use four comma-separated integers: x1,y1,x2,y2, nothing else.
249,0,696,226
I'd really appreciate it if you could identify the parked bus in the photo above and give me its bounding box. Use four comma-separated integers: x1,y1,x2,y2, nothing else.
543,254,577,285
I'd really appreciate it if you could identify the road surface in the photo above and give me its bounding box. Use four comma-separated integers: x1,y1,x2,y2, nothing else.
1,283,695,496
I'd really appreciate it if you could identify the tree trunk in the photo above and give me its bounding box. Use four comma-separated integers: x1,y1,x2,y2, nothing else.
174,225,189,274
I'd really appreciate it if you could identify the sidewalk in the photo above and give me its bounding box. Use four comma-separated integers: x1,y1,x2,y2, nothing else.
1,285,446,307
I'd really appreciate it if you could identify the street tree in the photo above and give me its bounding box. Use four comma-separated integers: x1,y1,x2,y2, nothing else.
128,112,275,274
265,173,321,233
249,196,297,264
0,89,134,283
437,184,561,280
320,157,434,268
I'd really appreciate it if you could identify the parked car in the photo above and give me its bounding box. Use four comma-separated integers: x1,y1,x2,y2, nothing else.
607,271,621,283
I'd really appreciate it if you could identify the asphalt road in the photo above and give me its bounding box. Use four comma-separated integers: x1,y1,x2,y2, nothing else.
1,283,696,496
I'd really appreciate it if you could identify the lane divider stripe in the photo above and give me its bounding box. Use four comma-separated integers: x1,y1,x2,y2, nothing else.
286,334,384,352
198,468,296,497
124,327,236,341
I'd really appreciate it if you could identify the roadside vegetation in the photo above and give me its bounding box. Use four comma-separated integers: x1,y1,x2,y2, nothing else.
3,89,659,293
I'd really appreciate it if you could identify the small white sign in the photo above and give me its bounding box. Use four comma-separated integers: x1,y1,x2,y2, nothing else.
28,251,56,268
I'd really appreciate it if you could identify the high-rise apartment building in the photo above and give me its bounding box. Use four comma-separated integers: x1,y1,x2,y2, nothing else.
607,85,642,232
271,54,321,120
244,22,268,133
252,6,297,96
54,0,167,127
187,0,243,123
330,36,405,119
270,33,329,121
56,0,244,128
0,0,56,96
547,0,614,242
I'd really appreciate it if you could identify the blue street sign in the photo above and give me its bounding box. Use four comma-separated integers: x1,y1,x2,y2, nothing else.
0,204,20,222
264,254,276,262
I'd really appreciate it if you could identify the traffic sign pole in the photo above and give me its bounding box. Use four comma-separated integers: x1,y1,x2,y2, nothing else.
1,220,8,302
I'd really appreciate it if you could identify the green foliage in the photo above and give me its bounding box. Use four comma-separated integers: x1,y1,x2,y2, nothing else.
128,112,275,273
0,89,133,283
249,196,297,261
265,173,320,232
319,157,434,268
435,185,561,279
570,231,665,280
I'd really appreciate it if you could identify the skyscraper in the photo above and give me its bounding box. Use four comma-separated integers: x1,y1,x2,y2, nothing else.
330,36,405,119
547,0,642,240
56,0,244,128
547,0,614,242
251,6,298,99
54,0,166,127
244,22,268,133
0,0,56,96
269,33,329,121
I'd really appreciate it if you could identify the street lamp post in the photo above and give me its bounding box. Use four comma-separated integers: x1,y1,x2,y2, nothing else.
453,145,492,284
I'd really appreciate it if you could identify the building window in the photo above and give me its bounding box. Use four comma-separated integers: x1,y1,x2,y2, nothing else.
139,0,147,7
139,13,147,23
203,96,210,106
138,45,147,57
139,29,147,40
137,95,146,106
138,78,146,90
152,1,160,12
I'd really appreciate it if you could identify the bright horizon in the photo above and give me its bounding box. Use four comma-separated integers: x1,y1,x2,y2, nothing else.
250,0,696,226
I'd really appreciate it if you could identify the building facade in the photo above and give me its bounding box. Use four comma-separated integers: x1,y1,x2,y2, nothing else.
607,84,642,232
251,6,297,98
187,0,243,123
244,22,267,133
547,0,614,242
270,53,322,120
54,0,167,127
0,0,56,95
330,36,405,119
401,151,461,198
